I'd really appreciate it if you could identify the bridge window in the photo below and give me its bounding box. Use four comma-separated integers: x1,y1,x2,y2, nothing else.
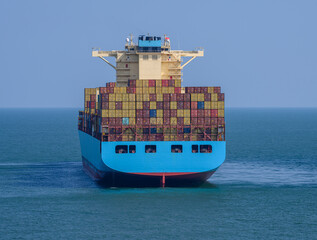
145,145,156,153
129,145,136,153
200,145,212,153
171,145,182,153
152,55,158,60
192,145,198,153
143,55,148,60
115,145,128,154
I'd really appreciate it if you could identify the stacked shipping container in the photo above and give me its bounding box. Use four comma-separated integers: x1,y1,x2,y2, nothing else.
78,79,225,142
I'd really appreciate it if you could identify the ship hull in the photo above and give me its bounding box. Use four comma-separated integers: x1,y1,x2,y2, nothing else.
79,130,225,187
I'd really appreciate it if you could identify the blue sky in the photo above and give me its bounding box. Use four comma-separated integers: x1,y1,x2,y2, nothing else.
0,0,316,108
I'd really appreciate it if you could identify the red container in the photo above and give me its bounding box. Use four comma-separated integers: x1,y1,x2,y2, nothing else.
177,134,184,141
90,95,96,101
170,93,177,101
218,117,225,125
201,87,208,93
101,93,109,102
205,117,211,125
163,117,170,125
149,135,156,141
157,101,163,109
211,109,218,117
163,102,170,110
191,110,198,117
191,118,198,125
177,102,184,109
128,80,136,87
194,87,201,93
163,94,170,102
174,87,181,93
136,117,143,125
169,79,175,87
143,101,150,110
115,102,122,110
176,94,184,102
108,87,114,93
109,82,115,87
90,102,96,109
149,94,156,101
106,82,110,88
143,118,150,125
101,102,109,109
184,102,190,109
170,109,177,117
197,118,204,125
149,80,156,87
191,102,197,109
214,87,221,93
198,110,205,117
211,118,218,125
186,87,194,93
109,117,116,125
218,93,224,101
116,135,122,141
177,117,184,125
162,80,169,87
100,87,107,94
164,110,170,117
136,110,143,117
109,134,116,141
156,134,164,141
184,93,191,102
204,93,211,101
143,110,150,118
101,117,109,125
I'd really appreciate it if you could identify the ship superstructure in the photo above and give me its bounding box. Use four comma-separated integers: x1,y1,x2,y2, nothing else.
78,35,225,187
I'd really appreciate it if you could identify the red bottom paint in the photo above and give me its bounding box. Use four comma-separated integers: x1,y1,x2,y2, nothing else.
82,157,216,188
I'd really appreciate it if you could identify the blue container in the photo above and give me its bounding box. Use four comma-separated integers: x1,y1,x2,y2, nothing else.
150,110,157,118
122,117,129,125
150,128,157,134
183,127,191,133
197,102,204,109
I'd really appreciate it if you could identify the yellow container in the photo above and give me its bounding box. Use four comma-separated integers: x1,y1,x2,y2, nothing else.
115,94,122,101
169,87,174,93
109,102,116,110
170,117,177,125
128,102,135,109
157,109,163,118
150,118,156,125
85,95,90,101
170,135,176,141
115,110,122,117
129,118,135,125
149,87,155,94
122,102,129,110
157,117,163,125
142,80,149,88
164,135,170,141
204,101,211,109
122,110,129,117
208,87,214,93
170,102,177,109
211,93,218,101
156,87,162,94
218,109,225,117
142,87,149,94
120,87,127,93
114,87,120,93
143,94,150,101
211,102,218,109
84,102,87,108
109,110,115,117
184,109,190,117
136,94,143,102
129,110,136,117
122,135,129,141
177,109,184,117
217,101,224,109
136,102,143,109
191,93,198,101
90,109,95,114
128,94,135,102
156,94,163,101
136,87,142,94
122,93,129,102
198,93,204,101
136,80,142,88
184,117,191,125
101,110,108,117
175,79,181,87
162,87,169,94
150,102,156,109
109,94,116,102
156,79,162,87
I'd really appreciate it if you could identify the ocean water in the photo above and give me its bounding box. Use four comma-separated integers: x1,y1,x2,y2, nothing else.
0,108,316,239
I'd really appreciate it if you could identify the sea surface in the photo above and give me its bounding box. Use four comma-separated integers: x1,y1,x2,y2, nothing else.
0,108,316,239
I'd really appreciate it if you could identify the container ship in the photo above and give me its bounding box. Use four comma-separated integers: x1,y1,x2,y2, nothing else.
78,35,226,187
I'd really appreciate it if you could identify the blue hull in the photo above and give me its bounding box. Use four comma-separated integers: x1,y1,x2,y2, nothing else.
78,130,226,187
